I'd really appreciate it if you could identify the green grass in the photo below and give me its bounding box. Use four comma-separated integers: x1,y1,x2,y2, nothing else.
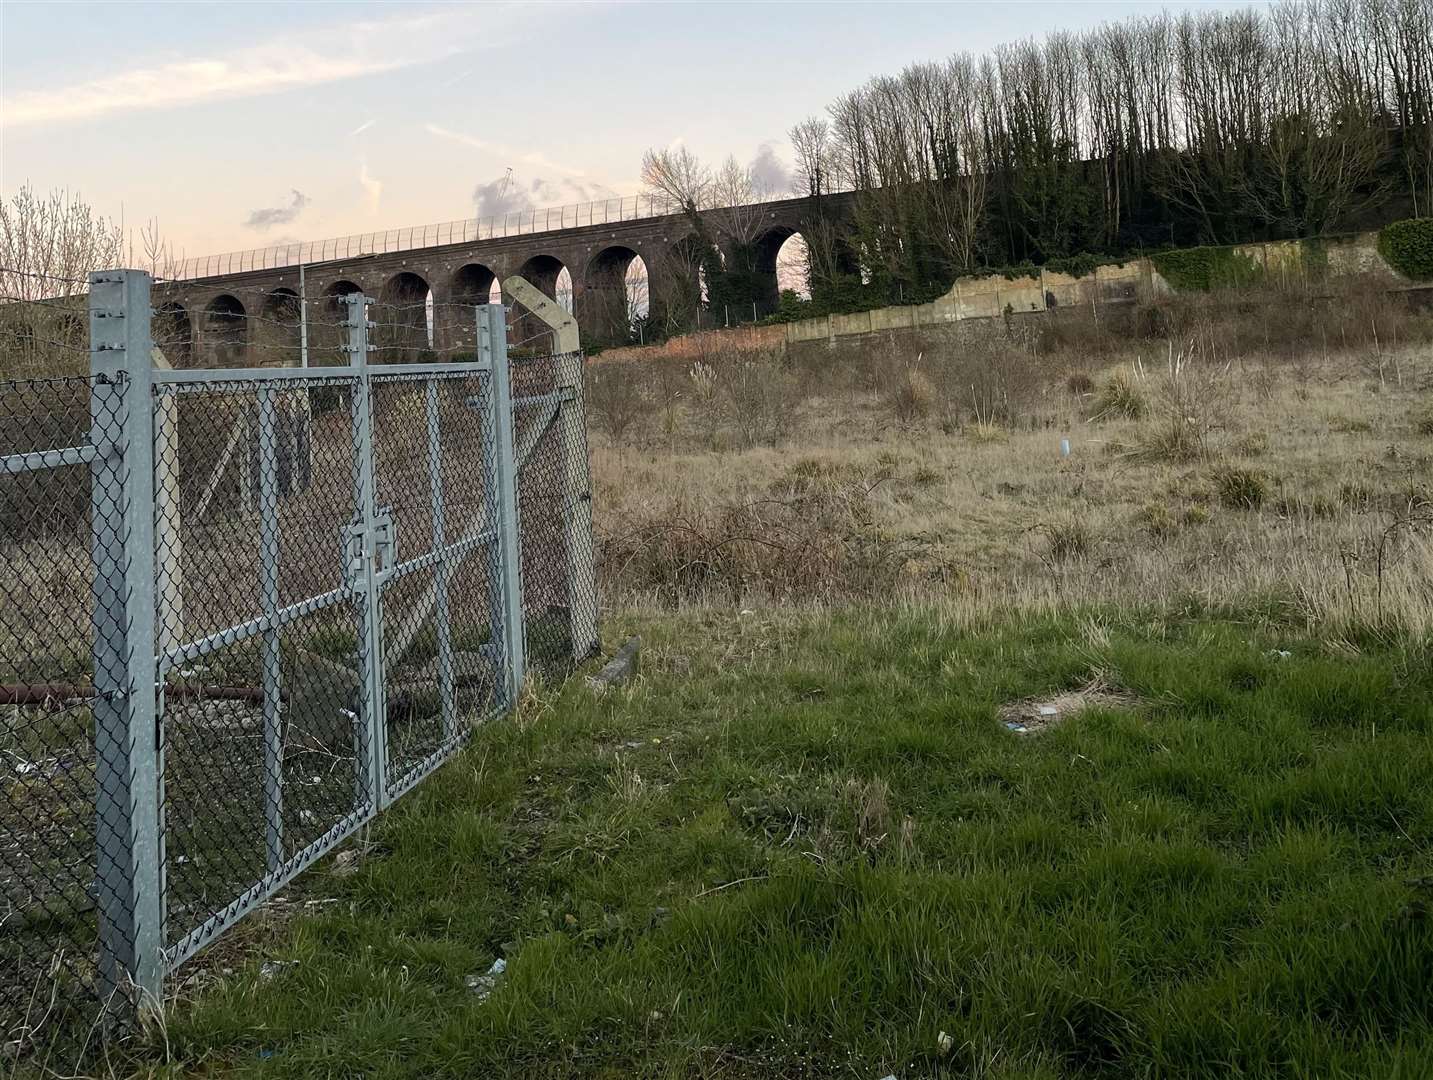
145,607,1433,1079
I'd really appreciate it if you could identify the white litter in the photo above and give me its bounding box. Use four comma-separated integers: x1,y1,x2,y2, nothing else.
465,957,507,1001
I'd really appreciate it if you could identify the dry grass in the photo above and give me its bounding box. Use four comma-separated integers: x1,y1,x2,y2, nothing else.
587,301,1433,640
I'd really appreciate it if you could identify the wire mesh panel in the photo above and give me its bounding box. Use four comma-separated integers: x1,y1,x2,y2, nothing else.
369,369,504,801
150,374,373,966
510,352,598,680
1,372,130,1058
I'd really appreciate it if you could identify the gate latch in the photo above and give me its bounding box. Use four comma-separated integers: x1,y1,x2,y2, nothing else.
342,508,398,588
373,506,396,576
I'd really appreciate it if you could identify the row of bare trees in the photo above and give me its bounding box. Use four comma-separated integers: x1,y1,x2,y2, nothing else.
639,147,784,335
1,185,185,376
788,0,1432,304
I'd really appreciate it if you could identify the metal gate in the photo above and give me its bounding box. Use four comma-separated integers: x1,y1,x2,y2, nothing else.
70,271,595,1012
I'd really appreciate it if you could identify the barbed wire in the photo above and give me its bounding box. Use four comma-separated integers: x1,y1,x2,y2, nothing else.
0,266,95,288
0,293,89,312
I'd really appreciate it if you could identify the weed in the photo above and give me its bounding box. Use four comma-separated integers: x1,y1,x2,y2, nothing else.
1215,467,1268,510
1137,502,1177,538
1038,517,1093,561
1233,431,1269,457
1094,368,1147,421
883,365,935,425
1340,481,1377,512
1330,415,1374,434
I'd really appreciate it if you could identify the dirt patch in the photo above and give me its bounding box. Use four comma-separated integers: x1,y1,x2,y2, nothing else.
999,676,1138,735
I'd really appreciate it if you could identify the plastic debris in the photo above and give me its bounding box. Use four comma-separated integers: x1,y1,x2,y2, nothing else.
259,959,297,981
332,850,360,877
465,957,507,1000
937,1030,955,1055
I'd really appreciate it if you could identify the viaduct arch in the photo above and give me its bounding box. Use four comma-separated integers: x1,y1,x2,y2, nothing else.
155,192,855,364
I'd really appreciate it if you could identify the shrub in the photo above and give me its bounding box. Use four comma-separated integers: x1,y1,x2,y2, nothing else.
586,364,647,445
712,347,796,450
1141,419,1203,462
597,480,921,603
1411,402,1433,436
1093,370,1146,421
759,288,812,325
1377,218,1433,281
883,366,935,425
1066,371,1095,396
1152,245,1264,292
1214,467,1268,509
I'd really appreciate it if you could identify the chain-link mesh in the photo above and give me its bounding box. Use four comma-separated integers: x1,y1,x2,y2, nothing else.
151,376,372,966
1,370,132,1061
2,281,597,1066
370,369,503,800
510,352,599,681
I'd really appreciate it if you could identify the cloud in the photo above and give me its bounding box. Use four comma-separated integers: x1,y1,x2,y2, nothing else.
0,7,530,128
243,190,309,230
471,172,620,219
473,175,529,219
359,161,383,214
750,143,792,196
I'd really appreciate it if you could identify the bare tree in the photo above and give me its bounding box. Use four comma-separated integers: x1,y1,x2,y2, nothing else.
0,185,126,376
790,116,834,198
0,185,123,301
641,146,713,214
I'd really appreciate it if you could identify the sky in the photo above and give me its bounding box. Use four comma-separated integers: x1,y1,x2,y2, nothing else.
2,1,1250,266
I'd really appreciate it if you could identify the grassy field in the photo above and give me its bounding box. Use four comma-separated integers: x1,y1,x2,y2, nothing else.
136,605,1433,1078
586,293,1433,638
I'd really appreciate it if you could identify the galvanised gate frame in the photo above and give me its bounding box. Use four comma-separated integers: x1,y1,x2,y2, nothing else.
77,269,595,1010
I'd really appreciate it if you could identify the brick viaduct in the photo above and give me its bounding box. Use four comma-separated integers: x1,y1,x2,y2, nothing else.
153,193,855,366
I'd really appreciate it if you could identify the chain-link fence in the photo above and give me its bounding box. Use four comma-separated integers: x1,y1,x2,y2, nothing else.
1,271,596,1065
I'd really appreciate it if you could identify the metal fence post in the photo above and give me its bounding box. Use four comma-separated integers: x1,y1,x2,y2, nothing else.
256,388,284,870
345,293,387,808
554,351,598,663
88,268,164,1010
477,304,525,703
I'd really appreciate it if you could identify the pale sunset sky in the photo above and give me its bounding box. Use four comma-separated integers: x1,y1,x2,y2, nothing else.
2,1,1238,264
